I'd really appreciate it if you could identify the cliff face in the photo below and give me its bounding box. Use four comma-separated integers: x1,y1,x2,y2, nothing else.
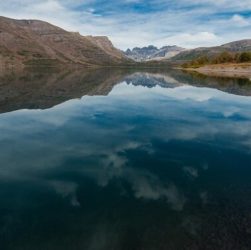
0,16,131,67
86,36,125,60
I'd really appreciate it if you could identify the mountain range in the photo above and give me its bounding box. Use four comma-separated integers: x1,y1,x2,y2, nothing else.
0,16,250,68
0,16,131,68
124,45,185,61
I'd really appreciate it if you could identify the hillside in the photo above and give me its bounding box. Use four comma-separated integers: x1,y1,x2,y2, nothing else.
172,39,251,62
0,16,131,67
125,45,185,61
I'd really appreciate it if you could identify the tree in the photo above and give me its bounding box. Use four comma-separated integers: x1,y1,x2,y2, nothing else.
212,51,234,64
238,52,251,63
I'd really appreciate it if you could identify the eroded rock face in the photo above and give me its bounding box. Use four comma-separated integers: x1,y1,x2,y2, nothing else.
0,16,131,67
86,36,125,60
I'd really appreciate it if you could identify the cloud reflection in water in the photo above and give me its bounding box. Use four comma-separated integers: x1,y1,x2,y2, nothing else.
1,74,251,249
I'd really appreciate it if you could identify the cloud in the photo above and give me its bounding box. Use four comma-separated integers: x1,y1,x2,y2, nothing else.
231,14,250,27
156,32,219,48
1,72,251,211
0,0,251,49
31,0,65,12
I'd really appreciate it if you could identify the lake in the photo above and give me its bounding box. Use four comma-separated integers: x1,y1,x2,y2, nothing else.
0,68,251,250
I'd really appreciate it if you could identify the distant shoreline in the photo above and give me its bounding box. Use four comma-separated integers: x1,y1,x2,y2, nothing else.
182,63,251,79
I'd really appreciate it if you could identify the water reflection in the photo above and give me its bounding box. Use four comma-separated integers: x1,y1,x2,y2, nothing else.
0,69,251,249
1,68,251,113
0,67,128,113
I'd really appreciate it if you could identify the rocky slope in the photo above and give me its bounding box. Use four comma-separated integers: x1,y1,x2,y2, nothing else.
124,45,185,61
0,16,131,68
172,39,251,62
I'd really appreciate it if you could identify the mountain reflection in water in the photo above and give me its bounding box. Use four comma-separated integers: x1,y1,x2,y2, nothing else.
1,67,251,113
0,68,251,250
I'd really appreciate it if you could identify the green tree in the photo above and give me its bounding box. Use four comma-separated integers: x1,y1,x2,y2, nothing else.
212,51,234,64
238,52,251,63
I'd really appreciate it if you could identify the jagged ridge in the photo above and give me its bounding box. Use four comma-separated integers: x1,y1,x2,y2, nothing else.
124,45,185,61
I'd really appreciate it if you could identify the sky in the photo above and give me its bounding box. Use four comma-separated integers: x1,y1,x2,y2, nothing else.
0,0,251,50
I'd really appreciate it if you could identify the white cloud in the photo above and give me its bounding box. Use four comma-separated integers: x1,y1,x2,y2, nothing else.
30,0,65,12
1,0,251,49
156,32,220,48
231,14,250,27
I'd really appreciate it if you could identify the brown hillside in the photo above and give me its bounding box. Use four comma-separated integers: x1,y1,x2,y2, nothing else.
0,16,131,67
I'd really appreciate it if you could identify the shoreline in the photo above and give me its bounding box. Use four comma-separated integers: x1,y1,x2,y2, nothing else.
182,63,251,79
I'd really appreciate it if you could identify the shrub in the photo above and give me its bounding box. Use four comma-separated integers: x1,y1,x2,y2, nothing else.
182,51,251,68
182,56,209,68
211,51,234,64
238,52,251,63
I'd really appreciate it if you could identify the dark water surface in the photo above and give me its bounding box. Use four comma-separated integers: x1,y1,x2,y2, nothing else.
0,69,251,250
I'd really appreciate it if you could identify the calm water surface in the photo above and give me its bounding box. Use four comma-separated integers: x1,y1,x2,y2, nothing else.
0,69,251,250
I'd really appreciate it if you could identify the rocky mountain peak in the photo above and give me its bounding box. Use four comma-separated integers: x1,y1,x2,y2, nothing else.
124,45,185,61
